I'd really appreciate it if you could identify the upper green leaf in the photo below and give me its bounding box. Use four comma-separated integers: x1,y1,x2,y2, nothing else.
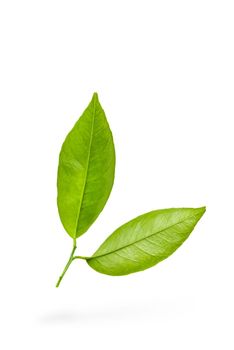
57,93,115,238
87,207,206,275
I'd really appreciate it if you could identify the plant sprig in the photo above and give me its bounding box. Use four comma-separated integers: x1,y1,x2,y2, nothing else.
56,93,205,287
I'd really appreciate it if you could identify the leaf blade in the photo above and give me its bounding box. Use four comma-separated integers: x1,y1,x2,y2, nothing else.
87,207,206,275
57,93,115,238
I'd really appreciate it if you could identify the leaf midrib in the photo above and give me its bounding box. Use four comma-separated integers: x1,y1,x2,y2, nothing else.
88,212,201,260
74,96,96,236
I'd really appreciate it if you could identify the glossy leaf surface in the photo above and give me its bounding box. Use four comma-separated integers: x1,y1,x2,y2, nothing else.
87,207,206,275
57,93,115,238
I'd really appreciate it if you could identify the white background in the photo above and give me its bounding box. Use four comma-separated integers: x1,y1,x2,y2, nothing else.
0,1,233,349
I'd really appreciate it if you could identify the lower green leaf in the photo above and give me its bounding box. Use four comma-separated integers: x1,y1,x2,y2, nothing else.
87,207,206,276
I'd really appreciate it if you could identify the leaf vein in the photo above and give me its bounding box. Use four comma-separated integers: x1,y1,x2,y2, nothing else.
134,243,157,258
89,213,200,261
115,251,139,263
74,98,97,236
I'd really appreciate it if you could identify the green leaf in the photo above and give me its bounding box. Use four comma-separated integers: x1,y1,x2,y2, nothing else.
87,207,206,276
57,93,115,238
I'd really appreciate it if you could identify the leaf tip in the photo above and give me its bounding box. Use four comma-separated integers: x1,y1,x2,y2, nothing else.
92,92,99,101
195,206,206,219
200,206,206,213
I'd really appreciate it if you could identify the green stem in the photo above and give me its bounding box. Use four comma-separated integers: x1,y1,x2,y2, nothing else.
72,255,89,260
56,238,77,288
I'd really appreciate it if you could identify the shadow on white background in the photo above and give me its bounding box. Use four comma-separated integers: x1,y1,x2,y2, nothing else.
38,298,190,325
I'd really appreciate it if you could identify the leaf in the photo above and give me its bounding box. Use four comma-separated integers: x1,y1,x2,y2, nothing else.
87,207,206,276
57,93,115,238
